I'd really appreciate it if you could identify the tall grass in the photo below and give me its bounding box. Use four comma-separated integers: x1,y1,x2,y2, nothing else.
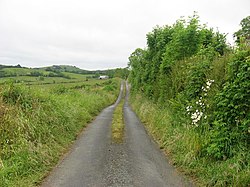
130,94,250,186
0,79,119,187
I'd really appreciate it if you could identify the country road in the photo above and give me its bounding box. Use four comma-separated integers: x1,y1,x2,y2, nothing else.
41,82,193,187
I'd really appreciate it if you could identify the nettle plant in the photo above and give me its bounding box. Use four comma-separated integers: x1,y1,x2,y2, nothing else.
186,79,214,127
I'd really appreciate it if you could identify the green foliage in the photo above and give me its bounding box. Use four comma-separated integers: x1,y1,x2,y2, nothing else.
0,79,119,186
206,49,250,159
52,85,70,94
1,83,33,110
234,16,250,45
185,59,211,100
128,48,147,93
44,65,91,74
102,79,119,92
130,94,250,187
30,71,43,77
128,14,228,101
113,68,129,79
128,14,250,186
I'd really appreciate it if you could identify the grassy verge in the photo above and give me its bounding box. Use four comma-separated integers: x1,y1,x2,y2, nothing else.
0,79,120,187
111,84,125,144
130,94,250,187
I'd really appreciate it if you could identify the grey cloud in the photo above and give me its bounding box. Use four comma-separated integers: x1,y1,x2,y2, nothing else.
0,0,249,70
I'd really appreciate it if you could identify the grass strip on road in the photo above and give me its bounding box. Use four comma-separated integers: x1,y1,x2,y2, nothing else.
111,84,125,144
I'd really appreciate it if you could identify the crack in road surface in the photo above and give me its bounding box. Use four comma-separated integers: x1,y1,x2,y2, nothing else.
41,82,193,187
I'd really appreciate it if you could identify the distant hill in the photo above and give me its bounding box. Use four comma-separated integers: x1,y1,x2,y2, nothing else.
38,65,92,74
0,64,92,73
0,64,23,69
0,64,128,79
39,65,121,76
0,64,90,78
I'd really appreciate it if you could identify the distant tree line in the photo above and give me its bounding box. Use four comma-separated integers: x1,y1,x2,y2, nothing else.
0,64,22,69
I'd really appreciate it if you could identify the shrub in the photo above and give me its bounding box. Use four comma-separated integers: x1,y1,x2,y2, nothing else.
206,48,250,159
1,83,33,110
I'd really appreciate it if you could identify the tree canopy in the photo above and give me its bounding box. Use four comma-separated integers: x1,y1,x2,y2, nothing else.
234,15,250,45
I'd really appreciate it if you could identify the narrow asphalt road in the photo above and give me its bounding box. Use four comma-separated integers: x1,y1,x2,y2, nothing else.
41,82,193,187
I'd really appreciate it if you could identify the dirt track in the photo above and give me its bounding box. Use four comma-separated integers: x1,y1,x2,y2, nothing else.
41,82,193,187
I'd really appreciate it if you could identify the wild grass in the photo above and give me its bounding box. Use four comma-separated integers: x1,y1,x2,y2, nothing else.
111,84,125,143
130,94,250,187
0,78,120,187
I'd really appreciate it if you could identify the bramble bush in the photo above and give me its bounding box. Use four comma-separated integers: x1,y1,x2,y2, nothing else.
206,48,250,159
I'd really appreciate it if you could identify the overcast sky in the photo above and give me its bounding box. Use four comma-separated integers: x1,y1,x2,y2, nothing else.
0,0,249,70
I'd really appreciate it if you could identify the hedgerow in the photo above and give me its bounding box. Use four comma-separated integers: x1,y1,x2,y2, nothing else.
128,14,250,186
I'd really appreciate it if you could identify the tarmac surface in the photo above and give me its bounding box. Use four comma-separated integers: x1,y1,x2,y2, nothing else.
41,82,193,187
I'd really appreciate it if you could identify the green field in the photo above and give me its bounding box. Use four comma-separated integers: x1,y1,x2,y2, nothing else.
0,67,94,85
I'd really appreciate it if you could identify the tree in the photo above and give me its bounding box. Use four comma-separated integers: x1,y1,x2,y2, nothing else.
234,16,250,45
128,14,228,102
128,48,146,92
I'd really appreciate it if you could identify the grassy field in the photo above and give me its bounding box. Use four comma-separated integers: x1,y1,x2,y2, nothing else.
0,68,34,76
0,71,92,85
0,76,120,187
0,65,97,86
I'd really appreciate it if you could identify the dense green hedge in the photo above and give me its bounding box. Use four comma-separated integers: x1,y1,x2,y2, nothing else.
128,14,250,186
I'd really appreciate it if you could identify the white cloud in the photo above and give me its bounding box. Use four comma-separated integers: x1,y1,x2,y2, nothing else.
0,0,249,70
